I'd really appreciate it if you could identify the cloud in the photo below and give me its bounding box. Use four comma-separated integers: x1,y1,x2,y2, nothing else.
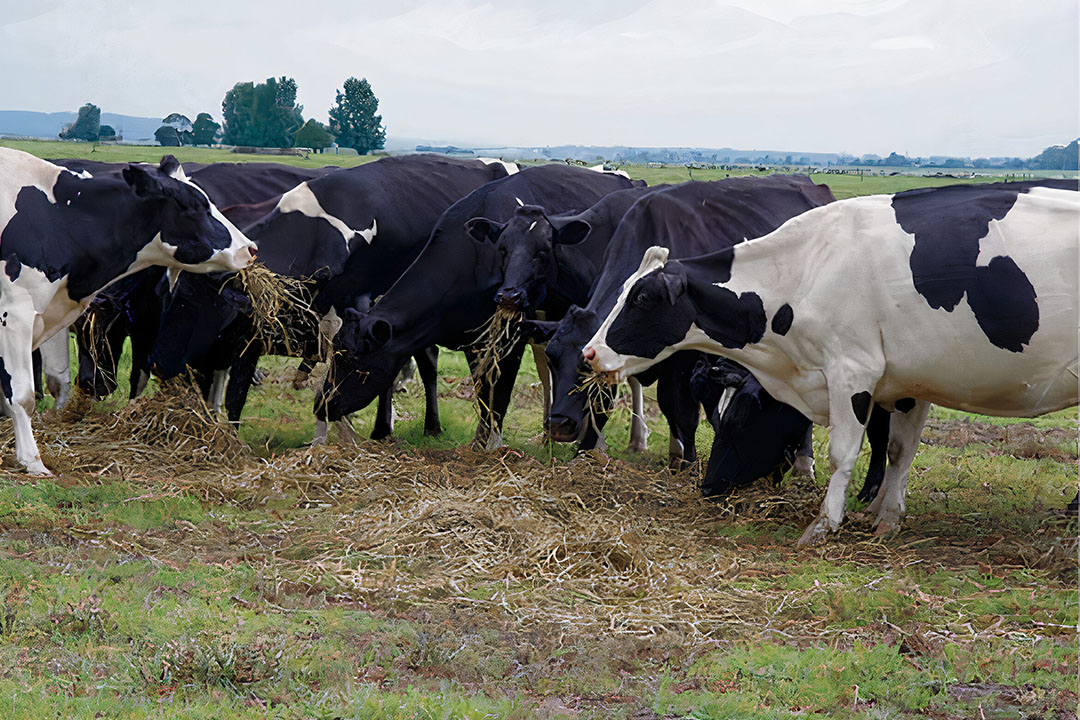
0,0,1075,156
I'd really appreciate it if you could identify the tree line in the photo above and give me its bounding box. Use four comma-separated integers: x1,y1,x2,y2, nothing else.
58,76,386,155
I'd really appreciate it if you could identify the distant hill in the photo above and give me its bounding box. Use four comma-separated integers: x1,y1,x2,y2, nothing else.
0,110,163,144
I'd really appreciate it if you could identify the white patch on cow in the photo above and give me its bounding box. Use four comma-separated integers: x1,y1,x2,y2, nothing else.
478,158,519,175
40,330,72,410
276,182,373,248
166,267,182,292
716,386,736,421
356,218,377,245
627,377,649,452
515,197,524,207
319,306,343,342
586,246,670,375
0,148,64,223
527,221,537,232
588,164,631,179
66,169,93,180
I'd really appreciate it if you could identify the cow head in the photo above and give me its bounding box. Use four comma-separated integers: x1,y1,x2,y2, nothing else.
122,156,256,272
149,272,250,379
522,305,605,443
466,205,591,313
74,294,128,399
318,310,402,420
583,246,767,380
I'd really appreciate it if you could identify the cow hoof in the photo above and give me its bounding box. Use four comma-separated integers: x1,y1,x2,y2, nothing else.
423,425,442,437
872,507,904,537
792,455,815,479
25,460,52,477
627,440,648,453
797,517,835,547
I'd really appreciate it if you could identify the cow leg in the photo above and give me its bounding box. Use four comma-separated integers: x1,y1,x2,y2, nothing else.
865,400,931,536
655,366,699,469
627,377,649,453
0,288,50,475
32,349,43,402
415,346,442,437
467,339,526,449
797,375,883,546
223,349,261,424
207,369,230,415
370,387,395,440
856,404,891,502
40,330,72,410
792,426,816,478
128,322,154,401
529,342,552,433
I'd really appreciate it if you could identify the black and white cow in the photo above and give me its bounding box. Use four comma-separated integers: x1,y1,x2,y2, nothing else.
532,176,838,469
0,149,255,473
323,164,641,446
148,154,517,439
60,160,335,404
584,180,1079,544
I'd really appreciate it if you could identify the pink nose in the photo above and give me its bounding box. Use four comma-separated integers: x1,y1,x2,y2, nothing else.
582,346,596,365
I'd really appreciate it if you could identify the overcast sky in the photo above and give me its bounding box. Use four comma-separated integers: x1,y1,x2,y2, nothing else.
2,0,1076,156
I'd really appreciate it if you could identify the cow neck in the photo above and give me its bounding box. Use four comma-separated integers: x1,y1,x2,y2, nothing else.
372,230,502,349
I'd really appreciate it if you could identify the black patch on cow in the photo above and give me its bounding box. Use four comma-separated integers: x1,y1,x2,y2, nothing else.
0,358,12,402
850,391,872,424
771,303,794,335
607,269,697,359
4,254,20,281
894,397,916,413
688,281,767,350
891,181,1072,352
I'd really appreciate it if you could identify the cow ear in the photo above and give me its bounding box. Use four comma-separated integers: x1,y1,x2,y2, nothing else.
122,164,166,199
465,217,506,244
159,155,181,177
660,264,687,306
553,219,591,246
520,319,559,343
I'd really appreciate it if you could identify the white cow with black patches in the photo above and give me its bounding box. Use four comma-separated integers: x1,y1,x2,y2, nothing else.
0,148,255,474
584,180,1078,545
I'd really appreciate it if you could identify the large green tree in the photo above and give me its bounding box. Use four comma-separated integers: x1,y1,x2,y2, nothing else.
328,77,386,155
294,118,334,150
59,103,101,142
192,113,221,146
221,77,304,148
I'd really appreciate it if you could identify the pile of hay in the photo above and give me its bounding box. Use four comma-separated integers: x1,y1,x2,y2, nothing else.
234,262,320,356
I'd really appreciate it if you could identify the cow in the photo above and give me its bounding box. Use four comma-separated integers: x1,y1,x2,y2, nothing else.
689,356,891,498
477,184,661,445
0,149,255,473
58,160,335,405
583,180,1079,545
322,163,642,447
528,176,838,470
148,154,516,439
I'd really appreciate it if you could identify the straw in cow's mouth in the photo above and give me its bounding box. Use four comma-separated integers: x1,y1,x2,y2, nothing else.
467,306,524,421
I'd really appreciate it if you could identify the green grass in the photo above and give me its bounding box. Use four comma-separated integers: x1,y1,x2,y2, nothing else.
2,139,1077,718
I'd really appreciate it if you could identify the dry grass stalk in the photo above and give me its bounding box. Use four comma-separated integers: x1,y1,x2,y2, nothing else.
234,262,319,356
467,307,523,421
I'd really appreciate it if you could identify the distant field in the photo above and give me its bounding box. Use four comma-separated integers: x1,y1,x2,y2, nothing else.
0,138,1075,719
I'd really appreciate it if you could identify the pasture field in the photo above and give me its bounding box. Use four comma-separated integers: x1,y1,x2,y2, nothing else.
0,139,1075,719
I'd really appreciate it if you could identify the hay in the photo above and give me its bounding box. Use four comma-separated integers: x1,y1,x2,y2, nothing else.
234,262,319,356
467,307,523,422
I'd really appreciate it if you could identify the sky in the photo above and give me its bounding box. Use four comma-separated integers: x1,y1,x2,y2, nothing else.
1,0,1076,157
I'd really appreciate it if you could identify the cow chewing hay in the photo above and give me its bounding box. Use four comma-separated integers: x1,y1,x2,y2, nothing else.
467,307,523,422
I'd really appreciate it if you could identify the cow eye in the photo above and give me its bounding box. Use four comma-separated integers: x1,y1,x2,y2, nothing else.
632,290,652,309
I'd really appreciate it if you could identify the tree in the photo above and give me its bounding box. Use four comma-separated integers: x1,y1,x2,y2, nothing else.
161,113,194,145
155,125,181,147
59,103,101,142
221,77,304,148
328,77,386,155
294,118,334,149
192,113,221,146
98,125,116,140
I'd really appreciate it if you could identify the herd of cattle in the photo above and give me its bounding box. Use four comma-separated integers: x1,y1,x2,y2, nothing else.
0,147,1076,546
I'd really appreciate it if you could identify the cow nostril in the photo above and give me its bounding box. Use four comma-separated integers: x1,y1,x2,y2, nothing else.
583,347,596,363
